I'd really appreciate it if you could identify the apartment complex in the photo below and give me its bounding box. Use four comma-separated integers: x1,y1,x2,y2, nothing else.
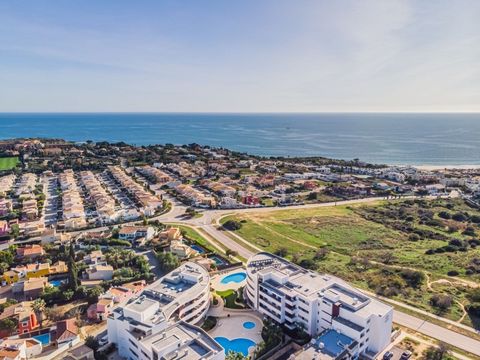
245,253,393,358
107,262,221,360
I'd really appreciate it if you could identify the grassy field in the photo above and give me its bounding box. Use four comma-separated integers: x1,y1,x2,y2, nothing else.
222,198,480,327
0,157,19,170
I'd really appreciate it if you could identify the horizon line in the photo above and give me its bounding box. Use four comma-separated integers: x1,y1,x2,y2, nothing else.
1,111,480,115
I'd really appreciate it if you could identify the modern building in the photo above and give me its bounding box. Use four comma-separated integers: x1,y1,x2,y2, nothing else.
107,262,216,360
131,321,224,360
245,252,393,359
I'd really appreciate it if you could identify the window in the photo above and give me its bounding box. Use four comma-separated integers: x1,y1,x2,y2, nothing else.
22,321,29,327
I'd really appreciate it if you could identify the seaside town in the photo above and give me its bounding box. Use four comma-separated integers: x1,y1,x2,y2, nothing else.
0,138,480,360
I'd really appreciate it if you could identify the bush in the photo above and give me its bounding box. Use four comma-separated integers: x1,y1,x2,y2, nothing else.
452,212,468,222
447,270,459,276
430,294,453,311
463,226,476,237
223,220,242,231
438,211,451,219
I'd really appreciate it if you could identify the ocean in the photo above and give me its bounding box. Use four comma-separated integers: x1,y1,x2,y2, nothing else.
1,113,480,166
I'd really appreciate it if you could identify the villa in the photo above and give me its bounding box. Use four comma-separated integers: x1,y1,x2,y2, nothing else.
245,252,393,359
16,244,45,259
0,302,38,336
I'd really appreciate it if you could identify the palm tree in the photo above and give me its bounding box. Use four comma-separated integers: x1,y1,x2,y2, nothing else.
32,298,46,327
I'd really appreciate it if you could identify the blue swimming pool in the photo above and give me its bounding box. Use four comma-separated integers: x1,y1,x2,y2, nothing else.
49,279,65,287
215,337,256,356
220,272,246,284
32,333,51,345
209,255,227,266
190,244,205,254
243,321,256,329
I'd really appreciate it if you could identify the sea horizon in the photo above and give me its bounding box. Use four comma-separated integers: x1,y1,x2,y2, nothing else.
2,112,480,166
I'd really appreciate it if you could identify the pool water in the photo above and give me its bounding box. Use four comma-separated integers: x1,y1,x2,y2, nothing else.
190,244,205,254
209,255,227,266
49,279,65,287
215,337,256,356
243,321,256,329
220,272,247,284
32,333,51,345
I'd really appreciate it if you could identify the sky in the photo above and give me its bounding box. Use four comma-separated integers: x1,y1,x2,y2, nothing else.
0,0,479,113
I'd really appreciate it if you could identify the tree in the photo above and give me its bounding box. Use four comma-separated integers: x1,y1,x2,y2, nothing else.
67,243,79,291
32,298,46,327
223,220,242,231
85,335,100,351
422,342,451,360
225,351,246,360
430,294,453,312
156,251,180,273
225,249,238,258
0,318,17,335
10,224,20,239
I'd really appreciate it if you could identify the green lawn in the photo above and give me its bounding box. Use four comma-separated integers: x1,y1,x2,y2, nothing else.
0,157,19,170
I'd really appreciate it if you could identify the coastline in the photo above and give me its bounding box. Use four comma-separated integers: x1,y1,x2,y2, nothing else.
412,164,480,171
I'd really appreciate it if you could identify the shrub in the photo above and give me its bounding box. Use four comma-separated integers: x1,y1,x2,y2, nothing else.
463,226,476,237
438,211,451,219
430,294,453,311
452,212,468,222
447,270,459,276
223,220,242,231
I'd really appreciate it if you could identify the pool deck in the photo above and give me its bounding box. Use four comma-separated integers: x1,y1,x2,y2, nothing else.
211,269,247,292
208,311,263,356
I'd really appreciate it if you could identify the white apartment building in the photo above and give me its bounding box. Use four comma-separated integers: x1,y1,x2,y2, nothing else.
107,262,217,360
245,253,393,358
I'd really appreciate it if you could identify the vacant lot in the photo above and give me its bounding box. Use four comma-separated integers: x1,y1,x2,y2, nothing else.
0,157,19,170
222,199,480,327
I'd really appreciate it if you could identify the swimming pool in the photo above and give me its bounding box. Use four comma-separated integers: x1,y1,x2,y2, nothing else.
220,272,247,284
215,337,256,356
49,279,66,287
209,255,227,266
32,333,51,345
190,244,205,254
243,321,256,329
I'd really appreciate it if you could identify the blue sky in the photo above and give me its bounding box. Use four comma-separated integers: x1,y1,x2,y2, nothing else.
0,0,479,112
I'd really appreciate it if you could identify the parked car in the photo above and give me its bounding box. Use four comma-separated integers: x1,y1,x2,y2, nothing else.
383,351,394,360
400,351,412,359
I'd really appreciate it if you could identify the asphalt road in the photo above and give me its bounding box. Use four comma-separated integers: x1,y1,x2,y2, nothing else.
393,311,480,356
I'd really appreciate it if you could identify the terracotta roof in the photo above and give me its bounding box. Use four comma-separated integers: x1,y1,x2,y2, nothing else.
0,348,20,359
55,319,78,342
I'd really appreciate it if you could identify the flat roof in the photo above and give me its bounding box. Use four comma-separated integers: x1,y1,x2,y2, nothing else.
297,329,356,360
122,262,209,325
248,252,391,317
140,321,223,360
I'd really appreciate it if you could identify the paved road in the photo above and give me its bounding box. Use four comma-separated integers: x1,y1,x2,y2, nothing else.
393,311,480,356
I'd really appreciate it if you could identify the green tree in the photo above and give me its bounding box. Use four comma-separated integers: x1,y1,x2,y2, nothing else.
85,335,100,351
225,351,246,360
156,251,180,273
67,243,79,291
0,318,17,335
31,298,46,327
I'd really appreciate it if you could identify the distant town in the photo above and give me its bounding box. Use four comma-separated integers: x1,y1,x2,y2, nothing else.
1,138,480,360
